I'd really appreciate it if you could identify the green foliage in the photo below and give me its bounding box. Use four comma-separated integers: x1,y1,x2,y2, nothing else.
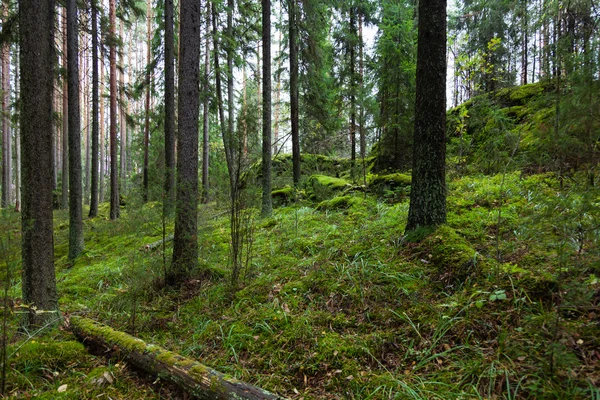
305,174,351,201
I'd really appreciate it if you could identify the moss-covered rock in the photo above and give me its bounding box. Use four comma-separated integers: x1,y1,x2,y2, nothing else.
315,195,361,211
368,173,411,201
271,186,294,207
305,174,351,202
12,340,87,373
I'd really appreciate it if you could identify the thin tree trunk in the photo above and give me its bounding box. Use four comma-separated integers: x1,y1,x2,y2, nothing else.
119,22,127,195
289,0,300,186
99,53,105,203
89,0,99,217
109,0,120,219
82,35,91,205
201,0,210,204
13,45,20,212
1,2,11,208
61,7,69,210
67,0,84,260
261,0,272,217
142,0,152,203
349,5,356,178
164,0,176,212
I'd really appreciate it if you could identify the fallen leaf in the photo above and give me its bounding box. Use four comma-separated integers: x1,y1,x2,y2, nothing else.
103,371,114,384
577,339,584,345
346,375,354,380
57,384,68,393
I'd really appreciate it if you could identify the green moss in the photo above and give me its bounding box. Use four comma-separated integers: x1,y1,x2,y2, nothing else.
315,195,360,211
409,225,482,291
305,174,351,201
271,186,294,207
12,339,87,372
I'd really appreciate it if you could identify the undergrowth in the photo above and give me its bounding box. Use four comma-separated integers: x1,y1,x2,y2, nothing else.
2,172,599,399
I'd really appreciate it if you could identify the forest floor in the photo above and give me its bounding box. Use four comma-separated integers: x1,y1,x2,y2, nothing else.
2,170,600,399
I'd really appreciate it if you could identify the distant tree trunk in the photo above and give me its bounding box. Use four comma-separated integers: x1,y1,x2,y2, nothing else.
405,0,447,233
61,8,69,210
142,0,151,203
261,0,272,217
119,22,127,195
169,0,201,285
1,3,11,208
164,0,176,213
20,0,60,329
82,37,91,205
109,0,119,219
227,0,235,160
99,56,105,203
349,5,356,178
67,0,84,260
289,0,300,186
89,0,99,217
520,0,528,85
13,46,20,212
212,4,230,171
201,0,210,204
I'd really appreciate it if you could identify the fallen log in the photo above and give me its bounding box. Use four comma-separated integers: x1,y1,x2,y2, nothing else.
69,316,287,400
142,233,174,251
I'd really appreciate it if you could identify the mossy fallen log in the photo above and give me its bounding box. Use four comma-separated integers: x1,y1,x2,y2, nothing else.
142,234,174,251
69,316,286,400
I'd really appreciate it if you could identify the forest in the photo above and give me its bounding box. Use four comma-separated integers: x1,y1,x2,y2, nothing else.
1,0,599,398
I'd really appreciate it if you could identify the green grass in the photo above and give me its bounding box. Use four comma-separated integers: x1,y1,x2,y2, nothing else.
2,171,599,399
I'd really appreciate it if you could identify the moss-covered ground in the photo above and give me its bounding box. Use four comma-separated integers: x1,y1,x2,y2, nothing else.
1,170,599,399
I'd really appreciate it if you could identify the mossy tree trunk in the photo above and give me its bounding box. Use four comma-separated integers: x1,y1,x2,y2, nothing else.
170,0,201,285
70,317,286,400
405,0,447,233
19,0,60,329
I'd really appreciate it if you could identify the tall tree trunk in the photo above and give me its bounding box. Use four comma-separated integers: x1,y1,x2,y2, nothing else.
67,0,84,260
89,0,99,217
109,0,119,219
1,2,11,208
227,0,234,159
261,0,272,217
170,0,201,285
120,22,127,195
349,5,356,177
142,0,151,203
405,0,447,232
61,7,69,210
289,0,300,186
201,0,210,204
13,45,20,212
19,0,59,329
99,54,105,203
82,36,90,205
164,0,176,213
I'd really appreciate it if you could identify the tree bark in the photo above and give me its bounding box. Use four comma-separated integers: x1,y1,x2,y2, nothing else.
164,0,176,213
61,7,69,210
19,0,60,329
13,45,20,212
119,22,127,195
201,0,211,204
89,0,100,217
109,0,120,219
99,53,105,203
1,2,11,208
70,317,286,400
405,0,447,233
289,0,300,186
261,0,272,218
142,0,152,203
170,0,201,285
67,0,84,260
